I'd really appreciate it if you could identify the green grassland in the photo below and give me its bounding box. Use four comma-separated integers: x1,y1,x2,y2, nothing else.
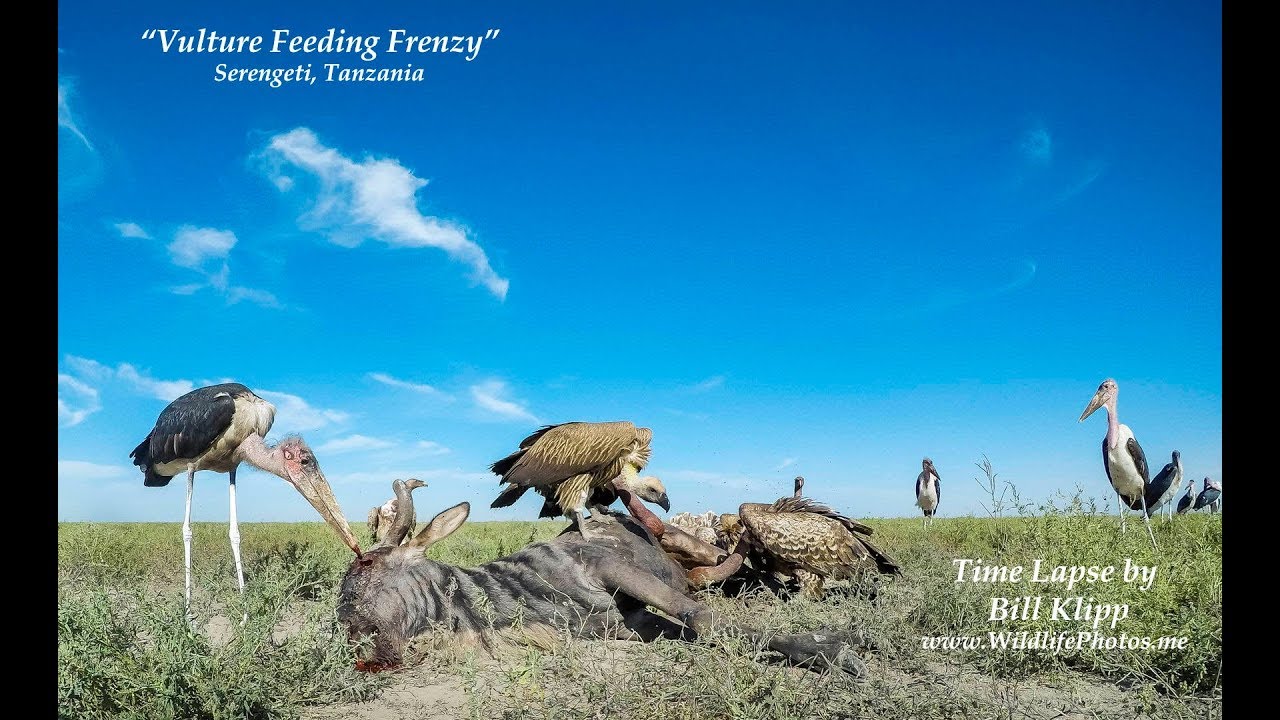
58,499,1222,720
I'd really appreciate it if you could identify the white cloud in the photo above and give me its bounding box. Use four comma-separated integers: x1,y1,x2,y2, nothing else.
773,457,797,472
57,80,93,151
58,374,100,427
262,127,509,300
161,226,279,308
258,390,350,432
227,286,282,308
63,356,194,402
168,226,237,269
368,372,452,399
416,440,451,455
470,380,538,422
332,467,490,487
58,460,134,482
114,222,150,239
1019,127,1052,164
686,375,725,393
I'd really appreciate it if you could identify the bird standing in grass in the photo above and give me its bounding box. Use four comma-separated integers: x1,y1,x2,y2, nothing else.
130,382,361,620
915,458,941,528
1144,451,1183,521
733,497,902,598
367,479,427,544
489,421,658,539
1176,481,1197,515
1078,378,1158,549
1194,478,1221,513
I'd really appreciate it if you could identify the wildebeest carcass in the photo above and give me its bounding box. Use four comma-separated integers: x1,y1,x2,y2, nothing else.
320,479,866,676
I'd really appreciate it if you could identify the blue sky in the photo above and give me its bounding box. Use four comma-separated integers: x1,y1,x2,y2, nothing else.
58,1,1222,525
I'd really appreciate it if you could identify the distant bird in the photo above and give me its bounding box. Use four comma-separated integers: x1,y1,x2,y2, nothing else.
915,458,941,528
1079,378,1158,549
130,383,361,619
793,476,805,498
1176,481,1197,515
733,497,902,598
1194,478,1222,513
367,479,427,544
489,421,656,539
538,472,669,519
1144,451,1183,521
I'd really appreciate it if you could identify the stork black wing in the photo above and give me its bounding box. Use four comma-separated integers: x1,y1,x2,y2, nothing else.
130,384,243,486
914,472,923,499
935,475,941,505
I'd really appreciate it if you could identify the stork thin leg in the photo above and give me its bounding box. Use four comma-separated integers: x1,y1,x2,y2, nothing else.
183,465,195,623
228,468,248,626
1138,495,1158,550
1116,494,1126,534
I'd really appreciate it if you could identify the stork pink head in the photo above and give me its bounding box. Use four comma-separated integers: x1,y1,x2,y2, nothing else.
278,435,362,556
1079,378,1118,422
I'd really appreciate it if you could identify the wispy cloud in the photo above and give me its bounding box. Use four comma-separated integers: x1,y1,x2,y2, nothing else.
257,390,350,433
331,467,490,487
169,226,236,269
664,469,763,492
892,258,1038,320
369,372,453,400
57,79,93,151
64,355,194,402
662,407,709,421
416,440,451,455
684,375,725,393
470,380,538,422
58,460,134,482
163,225,280,308
1019,126,1052,164
773,457,797,472
261,127,509,300
315,434,394,454
114,222,151,240
58,374,100,427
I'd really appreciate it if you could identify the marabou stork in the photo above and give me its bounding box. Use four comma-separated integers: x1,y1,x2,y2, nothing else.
1144,451,1183,521
489,421,660,539
1078,378,1158,549
130,383,361,619
1194,477,1222,513
915,458,941,528
1176,481,1196,515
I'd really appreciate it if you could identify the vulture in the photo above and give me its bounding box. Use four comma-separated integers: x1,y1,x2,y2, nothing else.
668,511,722,547
539,473,670,519
489,421,657,538
726,497,902,598
367,479,427,544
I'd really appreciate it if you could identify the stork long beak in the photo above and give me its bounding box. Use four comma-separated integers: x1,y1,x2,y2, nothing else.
1078,390,1108,422
289,466,362,557
656,492,671,513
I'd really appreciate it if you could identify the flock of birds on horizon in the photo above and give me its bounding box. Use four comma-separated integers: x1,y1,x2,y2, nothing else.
128,377,1222,615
